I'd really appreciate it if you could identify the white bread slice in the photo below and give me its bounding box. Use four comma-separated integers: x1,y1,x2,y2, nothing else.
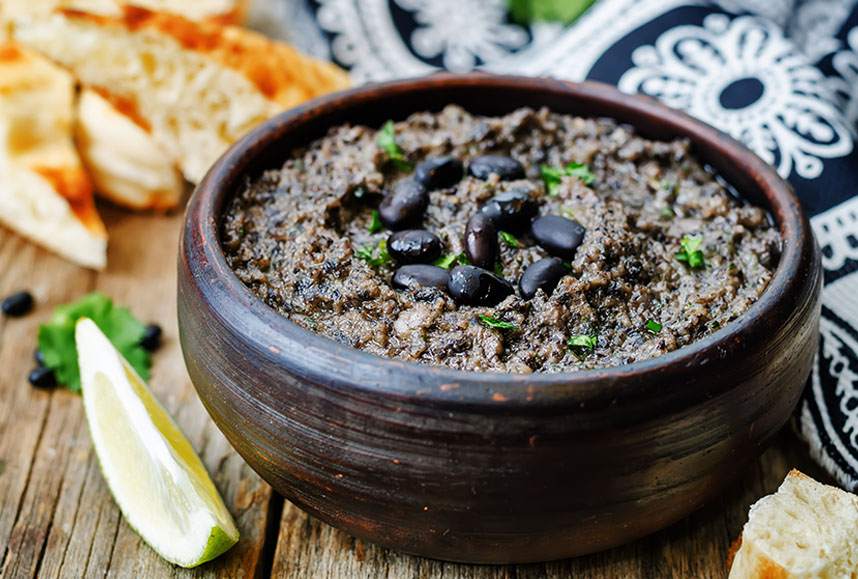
12,7,351,183
0,43,106,269
76,87,184,210
728,469,858,579
0,0,248,26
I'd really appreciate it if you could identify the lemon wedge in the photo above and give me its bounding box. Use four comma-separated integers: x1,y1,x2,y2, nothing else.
75,317,239,568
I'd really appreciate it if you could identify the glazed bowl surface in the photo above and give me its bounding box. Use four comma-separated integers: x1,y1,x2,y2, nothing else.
178,74,821,563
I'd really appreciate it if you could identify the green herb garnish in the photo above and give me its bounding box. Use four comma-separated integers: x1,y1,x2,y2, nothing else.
645,320,662,333
37,293,150,392
494,263,504,276
675,235,706,268
561,206,576,218
368,209,383,233
356,239,392,268
541,162,595,195
377,120,412,171
508,0,596,25
479,315,518,330
567,334,597,359
660,206,675,219
710,321,721,330
499,231,522,248
433,253,470,269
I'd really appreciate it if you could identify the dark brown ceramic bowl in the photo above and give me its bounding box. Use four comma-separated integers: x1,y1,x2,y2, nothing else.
178,74,821,564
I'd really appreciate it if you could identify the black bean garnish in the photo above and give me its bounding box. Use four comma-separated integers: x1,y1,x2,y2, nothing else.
414,156,464,190
531,215,586,260
378,179,429,230
464,213,498,270
34,349,46,367
519,258,569,300
468,155,526,181
392,265,450,291
29,367,56,389
447,265,514,307
479,188,539,231
387,230,443,264
2,291,33,317
140,324,162,351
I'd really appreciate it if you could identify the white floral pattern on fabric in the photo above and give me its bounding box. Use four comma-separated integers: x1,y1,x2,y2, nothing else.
618,14,854,180
791,0,856,63
395,0,529,72
831,27,858,125
813,196,858,272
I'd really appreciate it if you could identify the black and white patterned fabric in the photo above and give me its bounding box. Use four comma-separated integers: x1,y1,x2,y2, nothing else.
256,0,858,489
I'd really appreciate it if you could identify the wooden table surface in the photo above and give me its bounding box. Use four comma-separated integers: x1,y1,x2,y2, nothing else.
0,206,831,578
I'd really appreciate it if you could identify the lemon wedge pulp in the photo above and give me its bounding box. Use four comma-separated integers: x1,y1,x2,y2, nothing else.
75,317,238,568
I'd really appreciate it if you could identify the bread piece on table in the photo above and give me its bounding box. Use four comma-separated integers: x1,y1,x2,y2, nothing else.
728,469,858,578
0,0,248,26
12,7,351,183
0,43,106,269
76,88,184,211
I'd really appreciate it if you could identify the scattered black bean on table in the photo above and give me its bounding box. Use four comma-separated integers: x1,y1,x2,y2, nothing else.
2,291,34,317
531,215,587,260
464,213,498,270
28,366,56,389
414,156,464,190
479,188,539,231
392,264,451,291
378,179,430,230
388,230,443,264
519,258,570,300
447,265,514,307
140,324,163,351
468,155,526,181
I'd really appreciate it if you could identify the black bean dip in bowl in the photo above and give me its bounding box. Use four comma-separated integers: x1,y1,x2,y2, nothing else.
178,74,821,563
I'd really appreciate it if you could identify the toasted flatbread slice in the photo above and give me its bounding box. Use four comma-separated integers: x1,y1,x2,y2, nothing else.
728,469,858,578
12,7,351,183
0,43,106,269
76,88,184,211
0,0,247,26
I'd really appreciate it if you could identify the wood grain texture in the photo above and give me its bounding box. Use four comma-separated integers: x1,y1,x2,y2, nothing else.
0,208,273,578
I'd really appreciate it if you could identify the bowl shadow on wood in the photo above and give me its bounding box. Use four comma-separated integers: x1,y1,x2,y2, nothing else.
178,74,822,564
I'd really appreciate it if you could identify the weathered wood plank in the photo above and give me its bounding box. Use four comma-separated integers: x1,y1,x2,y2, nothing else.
0,208,275,578
0,231,93,579
270,430,824,578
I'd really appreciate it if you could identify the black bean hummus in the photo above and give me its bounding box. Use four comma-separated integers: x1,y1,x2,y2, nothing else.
221,106,780,373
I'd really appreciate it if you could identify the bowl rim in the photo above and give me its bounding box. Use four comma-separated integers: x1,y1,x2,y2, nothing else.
183,73,817,408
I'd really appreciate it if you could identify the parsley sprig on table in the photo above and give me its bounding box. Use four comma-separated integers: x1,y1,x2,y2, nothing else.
479,315,518,330
541,162,595,195
675,235,706,268
37,293,151,392
377,120,413,172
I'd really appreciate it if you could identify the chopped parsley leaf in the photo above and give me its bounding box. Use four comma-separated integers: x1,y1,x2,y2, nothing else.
561,206,576,218
356,239,392,267
377,120,412,171
660,206,675,219
645,320,662,333
478,315,517,330
494,262,504,276
567,334,597,351
710,320,721,330
367,209,383,233
675,235,706,268
541,162,595,195
499,231,522,248
433,253,469,269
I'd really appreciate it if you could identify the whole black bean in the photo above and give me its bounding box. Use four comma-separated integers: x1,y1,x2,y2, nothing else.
531,215,586,260
479,188,539,231
34,349,46,367
29,367,56,389
414,156,464,190
392,265,450,291
2,291,33,317
447,265,514,307
140,324,162,351
387,230,443,264
468,155,526,181
519,258,569,300
464,213,498,270
378,179,429,230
